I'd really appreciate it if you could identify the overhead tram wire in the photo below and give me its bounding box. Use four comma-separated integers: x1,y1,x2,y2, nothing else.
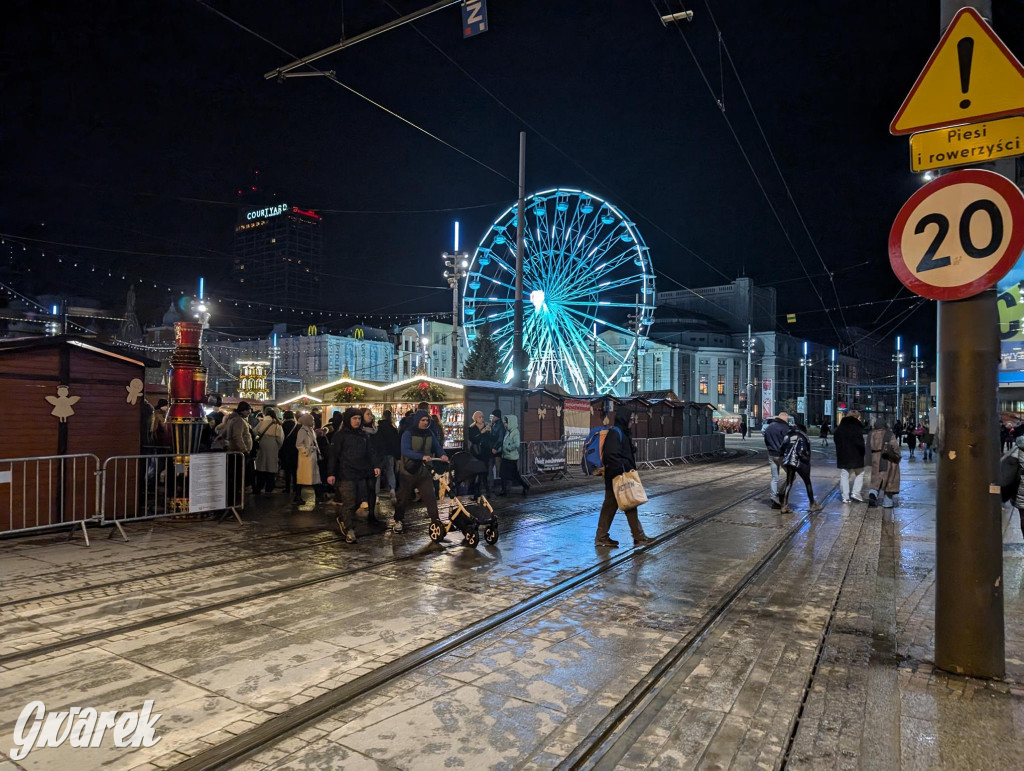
701,0,853,336
377,0,733,289
651,0,845,348
193,0,516,187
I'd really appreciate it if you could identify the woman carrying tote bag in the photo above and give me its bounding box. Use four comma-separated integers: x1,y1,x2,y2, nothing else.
594,408,654,548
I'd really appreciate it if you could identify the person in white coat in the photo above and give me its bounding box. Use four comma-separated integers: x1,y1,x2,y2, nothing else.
295,413,321,511
254,407,285,494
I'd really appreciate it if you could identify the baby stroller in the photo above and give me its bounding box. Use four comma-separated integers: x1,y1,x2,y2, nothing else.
427,453,499,547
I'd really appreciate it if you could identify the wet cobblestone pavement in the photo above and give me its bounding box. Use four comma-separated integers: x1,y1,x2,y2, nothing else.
1,440,1022,769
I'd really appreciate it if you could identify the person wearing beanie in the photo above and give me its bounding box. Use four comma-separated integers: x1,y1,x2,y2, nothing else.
393,410,448,533
327,408,381,542
488,409,506,490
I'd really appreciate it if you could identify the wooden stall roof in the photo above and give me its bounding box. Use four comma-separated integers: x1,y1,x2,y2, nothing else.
632,390,681,402
0,335,159,368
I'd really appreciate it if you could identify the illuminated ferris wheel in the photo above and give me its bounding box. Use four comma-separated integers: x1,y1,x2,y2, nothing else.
462,188,655,393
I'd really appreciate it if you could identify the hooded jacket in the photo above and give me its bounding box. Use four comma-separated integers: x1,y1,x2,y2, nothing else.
327,407,378,481
400,410,439,462
602,410,636,479
781,427,811,473
375,414,400,457
833,415,866,469
502,415,521,460
763,417,790,456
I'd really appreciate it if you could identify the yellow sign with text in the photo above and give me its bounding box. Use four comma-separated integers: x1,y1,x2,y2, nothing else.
910,116,1024,171
891,7,1024,135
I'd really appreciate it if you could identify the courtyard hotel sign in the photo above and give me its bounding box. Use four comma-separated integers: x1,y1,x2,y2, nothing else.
245,203,288,221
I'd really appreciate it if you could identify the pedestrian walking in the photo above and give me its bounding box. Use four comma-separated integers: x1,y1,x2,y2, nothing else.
499,414,530,496
764,411,790,509
867,417,901,508
594,409,653,548
819,421,830,446
834,410,866,503
294,413,321,511
906,425,918,459
375,410,400,498
1009,436,1024,539
393,410,448,533
739,421,747,440
920,424,934,461
778,423,823,514
359,408,380,516
327,407,381,543
253,407,285,494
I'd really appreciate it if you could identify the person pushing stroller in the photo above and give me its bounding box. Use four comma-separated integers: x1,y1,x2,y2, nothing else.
393,410,448,533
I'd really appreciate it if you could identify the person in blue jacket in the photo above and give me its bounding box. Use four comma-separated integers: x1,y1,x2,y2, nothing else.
393,410,448,533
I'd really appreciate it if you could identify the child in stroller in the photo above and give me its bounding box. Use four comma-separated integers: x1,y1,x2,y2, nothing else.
427,452,499,547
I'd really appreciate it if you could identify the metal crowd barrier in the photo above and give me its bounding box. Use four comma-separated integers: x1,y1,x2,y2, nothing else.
0,454,101,545
101,451,246,541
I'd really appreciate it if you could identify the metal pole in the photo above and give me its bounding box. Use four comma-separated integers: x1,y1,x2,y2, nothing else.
830,348,836,422
802,341,808,423
895,335,902,425
746,324,753,426
914,344,920,427
592,321,598,393
514,132,526,387
633,294,640,395
934,0,1002,680
264,0,460,80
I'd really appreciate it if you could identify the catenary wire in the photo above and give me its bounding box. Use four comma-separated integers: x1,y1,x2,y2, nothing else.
193,0,516,186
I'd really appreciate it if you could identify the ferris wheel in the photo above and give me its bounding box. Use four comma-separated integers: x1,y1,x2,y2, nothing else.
462,188,656,393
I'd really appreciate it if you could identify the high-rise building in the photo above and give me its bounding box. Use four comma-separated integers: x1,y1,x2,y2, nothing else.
232,201,322,310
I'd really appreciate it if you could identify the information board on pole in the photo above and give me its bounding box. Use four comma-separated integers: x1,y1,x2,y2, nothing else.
888,169,1024,301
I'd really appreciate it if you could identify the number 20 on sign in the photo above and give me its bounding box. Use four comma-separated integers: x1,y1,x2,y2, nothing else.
888,169,1024,300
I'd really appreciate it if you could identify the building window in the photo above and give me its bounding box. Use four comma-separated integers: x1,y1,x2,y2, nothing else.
718,374,725,395
700,375,708,395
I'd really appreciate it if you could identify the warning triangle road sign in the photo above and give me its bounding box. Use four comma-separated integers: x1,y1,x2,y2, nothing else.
890,7,1024,135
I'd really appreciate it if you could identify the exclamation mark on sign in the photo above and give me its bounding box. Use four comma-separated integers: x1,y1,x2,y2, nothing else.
958,36,974,109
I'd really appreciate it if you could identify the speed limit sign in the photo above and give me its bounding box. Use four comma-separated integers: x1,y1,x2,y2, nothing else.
888,169,1024,300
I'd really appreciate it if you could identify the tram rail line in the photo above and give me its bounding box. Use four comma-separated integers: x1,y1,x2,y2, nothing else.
554,480,841,770
0,463,765,667
0,452,759,611
170,481,775,771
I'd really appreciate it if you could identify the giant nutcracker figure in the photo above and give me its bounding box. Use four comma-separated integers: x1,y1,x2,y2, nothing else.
167,320,208,511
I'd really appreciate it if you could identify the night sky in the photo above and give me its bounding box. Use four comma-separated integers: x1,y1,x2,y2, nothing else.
6,1,1024,353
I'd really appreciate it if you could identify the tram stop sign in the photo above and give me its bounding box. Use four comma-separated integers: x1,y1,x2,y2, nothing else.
888,168,1024,300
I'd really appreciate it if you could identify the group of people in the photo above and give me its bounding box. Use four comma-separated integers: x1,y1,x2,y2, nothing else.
763,410,906,512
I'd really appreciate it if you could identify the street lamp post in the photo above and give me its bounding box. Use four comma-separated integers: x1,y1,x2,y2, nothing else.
911,344,923,428
828,348,839,424
744,325,755,427
893,335,904,424
800,341,811,423
443,222,469,379
270,332,280,401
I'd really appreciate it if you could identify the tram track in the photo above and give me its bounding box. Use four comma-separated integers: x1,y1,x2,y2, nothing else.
0,451,759,611
0,459,765,667
170,480,777,771
555,479,841,770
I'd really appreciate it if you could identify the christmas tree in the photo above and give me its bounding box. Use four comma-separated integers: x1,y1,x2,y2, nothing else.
461,325,503,382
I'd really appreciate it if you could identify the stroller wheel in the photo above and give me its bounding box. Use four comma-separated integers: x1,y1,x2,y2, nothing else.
465,529,480,548
428,520,444,543
484,525,498,545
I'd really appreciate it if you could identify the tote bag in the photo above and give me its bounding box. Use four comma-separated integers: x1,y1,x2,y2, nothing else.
613,469,648,510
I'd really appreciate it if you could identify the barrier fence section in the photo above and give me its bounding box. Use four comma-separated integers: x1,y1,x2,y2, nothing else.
101,451,246,541
0,454,101,544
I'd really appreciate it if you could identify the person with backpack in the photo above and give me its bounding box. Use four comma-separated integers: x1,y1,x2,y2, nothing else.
779,423,823,514
595,409,654,548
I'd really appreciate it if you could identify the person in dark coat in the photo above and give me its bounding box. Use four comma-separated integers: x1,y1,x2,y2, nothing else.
779,423,822,513
833,411,866,503
281,410,297,440
279,420,301,501
594,409,653,548
488,409,507,491
326,407,381,542
906,425,918,458
375,410,400,497
466,411,492,497
763,412,790,508
393,410,448,533
819,421,830,446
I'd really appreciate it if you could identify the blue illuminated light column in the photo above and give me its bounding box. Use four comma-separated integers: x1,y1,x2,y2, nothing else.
893,336,904,424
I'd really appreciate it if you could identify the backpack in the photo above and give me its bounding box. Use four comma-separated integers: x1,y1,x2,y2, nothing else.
581,426,623,476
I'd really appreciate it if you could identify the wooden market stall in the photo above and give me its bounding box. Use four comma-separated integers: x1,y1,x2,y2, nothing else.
522,387,566,443
619,396,654,438
0,336,157,532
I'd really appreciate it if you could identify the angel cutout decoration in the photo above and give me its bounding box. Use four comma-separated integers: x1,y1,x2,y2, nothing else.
46,385,80,422
126,378,144,405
